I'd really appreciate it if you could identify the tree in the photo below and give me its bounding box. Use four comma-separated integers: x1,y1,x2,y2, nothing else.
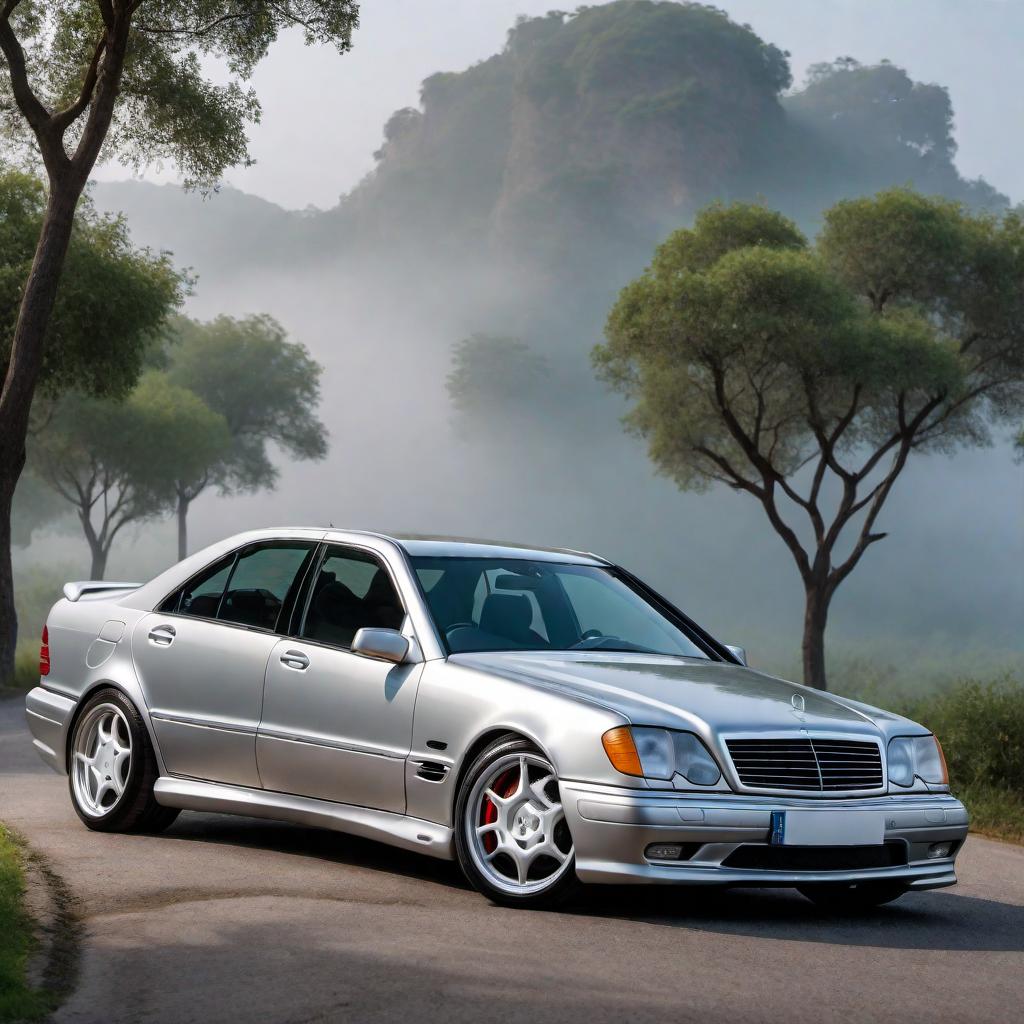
165,314,328,558
1,167,183,664
595,192,1024,689
32,373,230,578
446,334,550,430
0,1,358,678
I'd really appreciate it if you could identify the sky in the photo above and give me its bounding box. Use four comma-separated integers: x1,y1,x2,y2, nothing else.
93,0,1024,210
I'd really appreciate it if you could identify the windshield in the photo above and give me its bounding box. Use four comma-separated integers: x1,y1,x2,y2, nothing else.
410,556,710,658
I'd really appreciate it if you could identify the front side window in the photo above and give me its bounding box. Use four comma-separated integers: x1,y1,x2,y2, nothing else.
300,546,405,649
412,557,710,658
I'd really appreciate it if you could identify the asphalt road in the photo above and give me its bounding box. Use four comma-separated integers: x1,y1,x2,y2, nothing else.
2,696,1022,1024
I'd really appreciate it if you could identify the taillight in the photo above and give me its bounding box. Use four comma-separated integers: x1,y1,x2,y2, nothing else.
39,625,50,676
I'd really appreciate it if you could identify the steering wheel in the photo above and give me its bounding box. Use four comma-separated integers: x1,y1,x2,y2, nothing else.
445,622,477,634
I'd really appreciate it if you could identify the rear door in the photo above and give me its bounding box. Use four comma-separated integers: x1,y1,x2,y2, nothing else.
257,544,421,812
133,540,316,787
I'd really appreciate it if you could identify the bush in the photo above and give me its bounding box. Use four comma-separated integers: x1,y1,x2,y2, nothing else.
885,677,1024,843
892,677,1024,793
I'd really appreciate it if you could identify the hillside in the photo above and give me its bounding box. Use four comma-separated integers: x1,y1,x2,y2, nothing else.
84,2,1022,659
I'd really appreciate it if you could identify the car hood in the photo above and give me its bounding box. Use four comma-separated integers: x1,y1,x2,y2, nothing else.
450,651,899,738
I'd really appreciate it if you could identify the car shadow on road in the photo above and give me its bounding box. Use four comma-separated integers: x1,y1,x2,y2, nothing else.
160,812,472,890
572,883,1024,952
160,812,1024,953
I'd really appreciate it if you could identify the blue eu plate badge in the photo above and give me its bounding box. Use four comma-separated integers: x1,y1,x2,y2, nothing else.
770,810,786,846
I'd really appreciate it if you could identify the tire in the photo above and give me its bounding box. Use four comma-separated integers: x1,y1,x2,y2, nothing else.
68,687,180,834
797,881,909,911
454,735,581,909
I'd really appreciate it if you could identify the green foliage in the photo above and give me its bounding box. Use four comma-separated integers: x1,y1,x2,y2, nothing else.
598,191,1024,493
29,375,230,575
0,168,185,401
10,469,67,549
165,314,328,495
596,190,1024,687
880,678,1024,843
2,2,359,190
0,825,51,1020
447,334,550,423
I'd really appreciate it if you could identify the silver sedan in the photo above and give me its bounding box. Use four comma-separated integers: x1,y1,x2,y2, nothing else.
25,529,967,909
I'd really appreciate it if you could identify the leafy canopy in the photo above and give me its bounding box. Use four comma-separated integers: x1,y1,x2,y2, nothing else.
30,370,231,567
1,2,359,189
165,314,328,493
596,190,1024,577
0,168,184,397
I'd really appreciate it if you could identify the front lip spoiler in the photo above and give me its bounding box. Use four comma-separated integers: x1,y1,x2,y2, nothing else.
574,858,959,889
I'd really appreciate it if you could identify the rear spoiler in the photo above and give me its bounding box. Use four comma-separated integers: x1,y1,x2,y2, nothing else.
63,581,142,603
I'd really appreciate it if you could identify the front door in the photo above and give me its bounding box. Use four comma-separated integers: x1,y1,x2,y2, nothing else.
257,544,421,813
133,540,316,787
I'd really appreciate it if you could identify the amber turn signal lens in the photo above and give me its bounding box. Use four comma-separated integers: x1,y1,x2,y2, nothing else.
935,737,949,785
602,727,643,777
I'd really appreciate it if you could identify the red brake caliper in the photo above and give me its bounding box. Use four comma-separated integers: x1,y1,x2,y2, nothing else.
481,767,521,854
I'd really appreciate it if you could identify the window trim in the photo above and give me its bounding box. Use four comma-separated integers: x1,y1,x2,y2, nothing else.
292,540,410,654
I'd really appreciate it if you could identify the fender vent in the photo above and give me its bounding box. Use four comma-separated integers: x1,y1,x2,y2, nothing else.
414,760,450,783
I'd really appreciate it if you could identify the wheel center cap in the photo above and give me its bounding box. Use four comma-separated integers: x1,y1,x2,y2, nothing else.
514,810,541,837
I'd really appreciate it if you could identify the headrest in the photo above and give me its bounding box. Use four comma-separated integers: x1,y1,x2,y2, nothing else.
314,579,359,617
479,592,533,638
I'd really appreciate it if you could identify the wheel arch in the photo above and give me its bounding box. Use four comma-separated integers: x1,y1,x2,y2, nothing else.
64,677,162,774
450,726,553,817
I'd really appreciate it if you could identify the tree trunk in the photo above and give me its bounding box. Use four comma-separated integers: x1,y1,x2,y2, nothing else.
0,183,79,682
0,477,16,684
801,582,831,690
89,542,108,581
177,492,190,561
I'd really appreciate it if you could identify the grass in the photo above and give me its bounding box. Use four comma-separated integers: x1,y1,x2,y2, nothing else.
0,825,51,1022
1,644,39,695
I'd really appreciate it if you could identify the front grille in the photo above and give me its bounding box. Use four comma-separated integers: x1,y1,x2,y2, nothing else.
723,842,906,872
725,737,883,792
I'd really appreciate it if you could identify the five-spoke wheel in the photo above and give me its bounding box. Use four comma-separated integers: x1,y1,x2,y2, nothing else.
72,703,133,817
455,735,579,908
67,688,179,834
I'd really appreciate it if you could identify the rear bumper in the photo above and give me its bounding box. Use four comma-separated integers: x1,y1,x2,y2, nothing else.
562,781,968,888
25,686,76,774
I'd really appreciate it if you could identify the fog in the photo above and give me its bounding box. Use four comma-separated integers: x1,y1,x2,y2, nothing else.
21,1,1023,680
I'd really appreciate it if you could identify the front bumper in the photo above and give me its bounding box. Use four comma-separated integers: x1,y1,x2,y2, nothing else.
562,781,968,889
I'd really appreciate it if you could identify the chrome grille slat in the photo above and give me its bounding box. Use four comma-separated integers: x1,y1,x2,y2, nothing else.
725,737,883,793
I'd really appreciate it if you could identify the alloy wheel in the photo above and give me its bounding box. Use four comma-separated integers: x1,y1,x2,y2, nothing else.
465,751,574,897
71,702,133,817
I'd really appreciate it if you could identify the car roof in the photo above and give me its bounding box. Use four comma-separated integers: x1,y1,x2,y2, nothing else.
324,529,608,566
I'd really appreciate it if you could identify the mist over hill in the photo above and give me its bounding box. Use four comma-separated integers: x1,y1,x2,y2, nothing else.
77,1,1021,673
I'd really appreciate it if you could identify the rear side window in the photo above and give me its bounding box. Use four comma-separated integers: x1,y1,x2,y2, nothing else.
220,544,313,631
160,555,233,617
160,543,313,632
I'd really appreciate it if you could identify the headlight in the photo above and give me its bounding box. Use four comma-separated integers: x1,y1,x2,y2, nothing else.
887,735,948,787
602,727,722,785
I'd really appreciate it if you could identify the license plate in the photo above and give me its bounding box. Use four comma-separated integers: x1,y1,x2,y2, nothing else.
770,810,885,846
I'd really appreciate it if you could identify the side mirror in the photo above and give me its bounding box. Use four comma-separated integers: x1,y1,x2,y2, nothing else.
351,627,410,664
724,644,748,666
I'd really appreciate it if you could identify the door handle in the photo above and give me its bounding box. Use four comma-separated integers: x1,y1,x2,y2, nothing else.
280,650,309,671
148,624,176,646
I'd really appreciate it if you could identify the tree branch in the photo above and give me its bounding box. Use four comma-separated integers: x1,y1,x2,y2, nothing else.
0,2,67,173
52,33,108,132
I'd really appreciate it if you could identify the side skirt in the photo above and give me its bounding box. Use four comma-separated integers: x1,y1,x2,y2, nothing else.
153,777,455,861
